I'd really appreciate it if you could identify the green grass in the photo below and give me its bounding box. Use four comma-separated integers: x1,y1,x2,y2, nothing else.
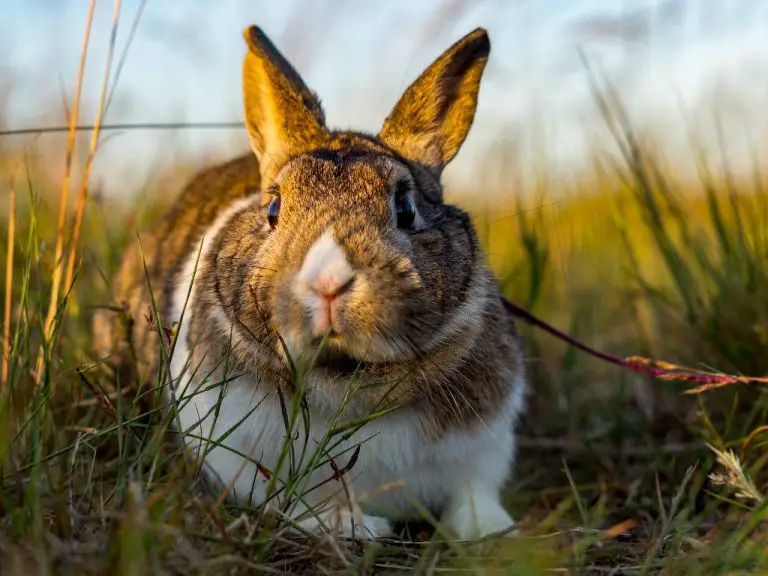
2,42,768,576
1,127,767,574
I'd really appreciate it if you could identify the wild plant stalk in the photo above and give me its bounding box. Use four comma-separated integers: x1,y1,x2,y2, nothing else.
2,181,14,390
62,0,123,318
104,0,147,116
35,0,97,385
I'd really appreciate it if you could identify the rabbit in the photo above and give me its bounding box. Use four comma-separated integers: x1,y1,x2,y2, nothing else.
94,24,527,541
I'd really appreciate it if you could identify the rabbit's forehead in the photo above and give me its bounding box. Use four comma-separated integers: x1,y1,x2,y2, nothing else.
276,149,411,198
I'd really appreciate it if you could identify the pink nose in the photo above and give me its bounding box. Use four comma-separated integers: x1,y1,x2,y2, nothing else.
309,275,355,302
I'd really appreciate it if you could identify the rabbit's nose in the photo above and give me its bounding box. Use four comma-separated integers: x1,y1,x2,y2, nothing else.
297,230,356,296
296,230,357,334
309,275,355,301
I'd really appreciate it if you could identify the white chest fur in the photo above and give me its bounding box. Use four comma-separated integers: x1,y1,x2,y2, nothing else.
169,346,522,510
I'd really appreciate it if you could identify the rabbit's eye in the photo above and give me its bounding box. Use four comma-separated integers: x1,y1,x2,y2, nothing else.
267,197,281,229
395,196,416,230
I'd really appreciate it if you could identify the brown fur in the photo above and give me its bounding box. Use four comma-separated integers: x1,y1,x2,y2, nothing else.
94,154,261,382
94,26,525,439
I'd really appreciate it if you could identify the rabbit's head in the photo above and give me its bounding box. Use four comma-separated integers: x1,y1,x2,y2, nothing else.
241,26,493,379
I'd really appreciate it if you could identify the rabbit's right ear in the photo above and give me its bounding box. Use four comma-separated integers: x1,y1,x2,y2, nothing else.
242,26,328,184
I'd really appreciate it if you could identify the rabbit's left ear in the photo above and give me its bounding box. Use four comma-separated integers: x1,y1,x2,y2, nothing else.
378,28,490,176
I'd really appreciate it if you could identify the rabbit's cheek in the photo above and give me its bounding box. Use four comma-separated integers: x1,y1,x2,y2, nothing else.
267,277,303,342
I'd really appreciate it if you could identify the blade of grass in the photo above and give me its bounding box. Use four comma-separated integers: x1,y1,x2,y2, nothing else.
2,178,14,390
35,0,98,385
62,0,124,315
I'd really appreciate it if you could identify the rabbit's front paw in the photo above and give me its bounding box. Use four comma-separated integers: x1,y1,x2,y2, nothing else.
442,491,517,541
296,504,391,540
341,512,392,540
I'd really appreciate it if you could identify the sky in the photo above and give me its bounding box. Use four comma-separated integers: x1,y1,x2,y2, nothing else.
3,0,768,196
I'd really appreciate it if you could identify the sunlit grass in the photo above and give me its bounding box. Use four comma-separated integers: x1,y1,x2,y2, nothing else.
2,122,767,572
1,7,768,575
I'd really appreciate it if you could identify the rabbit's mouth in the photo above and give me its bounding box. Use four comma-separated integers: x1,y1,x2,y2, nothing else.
311,347,367,378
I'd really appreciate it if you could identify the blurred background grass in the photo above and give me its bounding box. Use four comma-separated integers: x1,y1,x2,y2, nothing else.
1,1,767,573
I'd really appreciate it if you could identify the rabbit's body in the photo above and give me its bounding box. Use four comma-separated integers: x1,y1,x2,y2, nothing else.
98,26,527,540
94,154,262,378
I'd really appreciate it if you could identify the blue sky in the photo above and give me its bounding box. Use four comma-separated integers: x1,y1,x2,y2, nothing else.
3,1,768,195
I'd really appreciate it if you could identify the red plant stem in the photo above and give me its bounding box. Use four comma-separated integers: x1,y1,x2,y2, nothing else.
501,297,768,388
